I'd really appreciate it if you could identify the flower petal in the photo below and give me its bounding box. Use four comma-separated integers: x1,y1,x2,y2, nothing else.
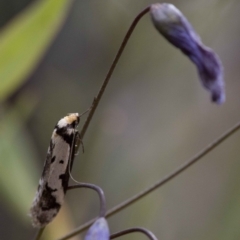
84,218,110,240
150,3,225,104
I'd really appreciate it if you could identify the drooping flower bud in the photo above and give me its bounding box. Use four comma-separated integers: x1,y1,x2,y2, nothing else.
84,218,110,240
150,3,225,104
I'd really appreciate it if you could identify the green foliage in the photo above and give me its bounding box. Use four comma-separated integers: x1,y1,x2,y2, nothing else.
0,0,74,230
0,96,38,220
0,0,73,101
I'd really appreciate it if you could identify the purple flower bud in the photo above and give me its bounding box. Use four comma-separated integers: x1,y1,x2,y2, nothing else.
84,218,110,240
150,3,225,104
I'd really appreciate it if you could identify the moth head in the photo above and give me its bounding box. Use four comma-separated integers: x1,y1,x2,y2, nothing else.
66,113,80,128
57,113,80,129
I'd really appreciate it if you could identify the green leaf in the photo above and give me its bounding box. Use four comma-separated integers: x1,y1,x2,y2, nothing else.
0,96,39,222
0,0,73,102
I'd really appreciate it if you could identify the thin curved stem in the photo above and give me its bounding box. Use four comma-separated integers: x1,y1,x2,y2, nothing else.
110,227,158,240
57,120,240,240
67,183,106,218
79,6,150,140
105,122,240,218
33,227,45,240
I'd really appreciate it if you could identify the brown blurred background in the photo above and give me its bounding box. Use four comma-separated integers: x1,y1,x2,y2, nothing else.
1,0,240,239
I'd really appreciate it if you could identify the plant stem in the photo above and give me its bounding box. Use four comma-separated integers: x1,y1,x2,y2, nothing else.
67,183,106,218
110,227,158,240
33,227,45,240
79,6,150,139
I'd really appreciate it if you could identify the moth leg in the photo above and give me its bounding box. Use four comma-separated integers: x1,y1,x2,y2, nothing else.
74,132,84,154
79,138,84,153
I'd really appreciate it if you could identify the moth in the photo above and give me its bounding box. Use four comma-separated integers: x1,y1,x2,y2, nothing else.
30,113,81,228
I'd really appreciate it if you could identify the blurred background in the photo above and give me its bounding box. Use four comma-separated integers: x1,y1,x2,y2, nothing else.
1,0,240,239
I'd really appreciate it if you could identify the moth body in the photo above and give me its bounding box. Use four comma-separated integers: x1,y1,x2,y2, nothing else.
30,113,80,228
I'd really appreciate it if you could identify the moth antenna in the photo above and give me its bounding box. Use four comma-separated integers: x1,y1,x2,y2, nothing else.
79,108,91,118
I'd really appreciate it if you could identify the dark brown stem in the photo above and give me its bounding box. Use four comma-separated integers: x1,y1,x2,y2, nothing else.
110,227,158,240
57,121,240,240
67,183,106,218
79,6,150,139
